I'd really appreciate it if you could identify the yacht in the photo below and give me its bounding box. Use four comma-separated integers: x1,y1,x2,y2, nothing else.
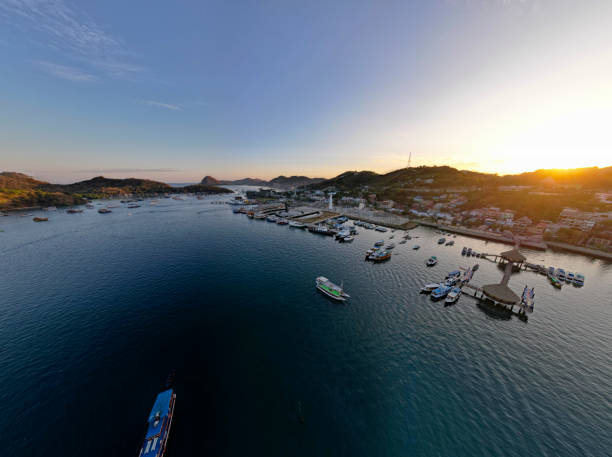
431,285,451,300
426,256,438,266
316,276,350,301
445,287,462,304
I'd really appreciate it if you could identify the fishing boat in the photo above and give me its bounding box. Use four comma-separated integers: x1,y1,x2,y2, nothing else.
247,211,255,218
445,287,462,304
556,268,566,281
315,277,350,301
573,273,585,287
566,272,575,283
431,285,451,300
98,208,112,214
138,377,176,457
368,250,392,262
426,256,438,266
438,238,446,244
420,282,443,294
446,270,461,279
549,275,562,289
66,208,83,214
33,217,48,222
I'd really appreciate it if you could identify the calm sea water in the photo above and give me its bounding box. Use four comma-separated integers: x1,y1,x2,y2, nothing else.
1,193,611,456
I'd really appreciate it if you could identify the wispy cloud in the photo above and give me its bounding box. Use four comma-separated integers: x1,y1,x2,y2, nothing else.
0,0,144,78
31,59,97,82
141,100,183,111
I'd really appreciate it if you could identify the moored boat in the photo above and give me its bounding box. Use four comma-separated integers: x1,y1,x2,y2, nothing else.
549,275,562,289
573,273,584,286
438,238,446,244
315,276,350,301
426,256,438,266
33,217,48,222
431,285,451,300
368,250,392,262
445,287,462,304
289,221,306,228
98,208,112,214
413,245,420,250
420,282,442,294
66,208,83,214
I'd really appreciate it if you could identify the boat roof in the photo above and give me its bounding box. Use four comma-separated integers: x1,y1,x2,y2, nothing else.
145,389,173,439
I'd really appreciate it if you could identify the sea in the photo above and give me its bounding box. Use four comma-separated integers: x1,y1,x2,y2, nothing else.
1,189,610,457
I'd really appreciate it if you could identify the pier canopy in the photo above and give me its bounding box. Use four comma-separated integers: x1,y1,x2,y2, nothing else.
500,249,526,263
482,283,520,305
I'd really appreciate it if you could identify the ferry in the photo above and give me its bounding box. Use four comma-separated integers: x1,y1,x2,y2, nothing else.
315,276,350,301
431,285,451,300
98,208,112,214
138,376,176,457
426,256,438,266
445,287,462,304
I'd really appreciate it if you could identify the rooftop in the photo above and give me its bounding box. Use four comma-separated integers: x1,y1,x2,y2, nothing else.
500,249,526,263
482,283,520,305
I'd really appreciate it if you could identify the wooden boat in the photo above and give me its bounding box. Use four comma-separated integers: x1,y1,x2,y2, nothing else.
33,217,48,222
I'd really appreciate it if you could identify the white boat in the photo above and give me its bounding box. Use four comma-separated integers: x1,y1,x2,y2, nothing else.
315,277,350,301
374,240,385,246
445,287,462,304
342,235,354,242
420,282,442,294
289,221,306,228
386,242,396,249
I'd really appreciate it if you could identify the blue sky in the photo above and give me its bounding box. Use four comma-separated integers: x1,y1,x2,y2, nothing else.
1,0,611,183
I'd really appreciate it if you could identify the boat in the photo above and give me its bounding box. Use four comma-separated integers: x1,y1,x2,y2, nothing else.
368,250,392,262
335,230,350,240
386,242,396,249
445,277,459,286
556,268,566,281
445,240,454,246
341,235,354,242
66,208,83,214
308,225,333,235
127,204,141,209
98,208,112,214
573,273,585,286
399,240,407,244
549,274,562,289
266,216,277,222
247,211,255,218
33,217,48,222
107,204,120,208
254,214,266,220
566,272,575,283
374,240,385,246
426,256,438,266
315,276,350,301
138,378,176,457
374,226,388,232
420,283,442,293
431,285,452,300
276,219,289,225
85,203,95,209
413,245,420,250
445,287,462,304
438,238,446,244
548,266,555,276
466,248,472,255
289,221,306,228
461,247,467,255
446,270,461,279
44,206,57,211
389,235,394,239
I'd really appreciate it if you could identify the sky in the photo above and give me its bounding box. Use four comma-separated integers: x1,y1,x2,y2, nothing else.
1,0,611,183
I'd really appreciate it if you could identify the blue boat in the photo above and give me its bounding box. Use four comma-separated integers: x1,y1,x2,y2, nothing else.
431,285,451,300
138,386,176,457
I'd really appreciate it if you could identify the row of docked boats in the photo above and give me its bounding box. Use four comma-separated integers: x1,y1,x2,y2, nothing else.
420,267,478,304
547,267,584,287
461,247,484,257
353,220,388,232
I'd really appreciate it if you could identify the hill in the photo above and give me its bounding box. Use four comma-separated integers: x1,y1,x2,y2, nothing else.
220,177,269,186
200,176,221,185
269,175,325,189
0,172,48,189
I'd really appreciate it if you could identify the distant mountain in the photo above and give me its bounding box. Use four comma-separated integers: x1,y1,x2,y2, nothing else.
46,176,171,194
268,175,325,189
309,166,612,190
220,178,269,186
201,176,221,185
